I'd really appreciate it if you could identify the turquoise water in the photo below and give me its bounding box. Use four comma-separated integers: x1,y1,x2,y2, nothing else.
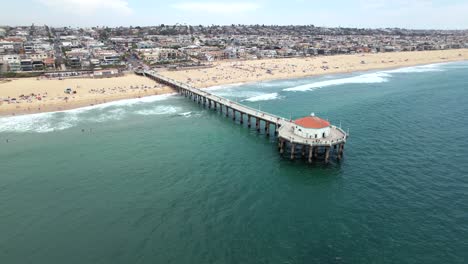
1,62,468,263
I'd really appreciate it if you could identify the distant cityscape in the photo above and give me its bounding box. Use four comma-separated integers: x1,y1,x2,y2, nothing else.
1,24,468,77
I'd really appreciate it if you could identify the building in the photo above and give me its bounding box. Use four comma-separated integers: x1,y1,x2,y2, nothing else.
20,59,33,71
32,60,44,71
8,60,21,72
93,50,121,65
293,114,331,139
43,58,56,70
68,57,81,69
93,68,120,77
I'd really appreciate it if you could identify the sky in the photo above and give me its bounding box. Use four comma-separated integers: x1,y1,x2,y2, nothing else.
1,0,468,29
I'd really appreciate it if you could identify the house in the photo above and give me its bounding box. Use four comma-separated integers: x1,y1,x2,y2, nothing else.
20,59,33,71
43,58,56,70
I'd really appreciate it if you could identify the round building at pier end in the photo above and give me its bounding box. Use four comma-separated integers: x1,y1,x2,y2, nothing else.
293,114,331,139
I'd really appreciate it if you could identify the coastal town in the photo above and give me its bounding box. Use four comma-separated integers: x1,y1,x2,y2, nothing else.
1,24,468,116
1,24,468,77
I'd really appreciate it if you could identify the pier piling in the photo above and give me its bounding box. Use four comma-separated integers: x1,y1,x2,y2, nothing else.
291,143,296,160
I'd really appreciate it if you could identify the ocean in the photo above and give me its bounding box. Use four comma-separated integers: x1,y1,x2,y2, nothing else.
1,61,467,263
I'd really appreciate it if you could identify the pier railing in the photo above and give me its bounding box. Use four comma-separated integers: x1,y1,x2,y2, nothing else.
144,70,287,125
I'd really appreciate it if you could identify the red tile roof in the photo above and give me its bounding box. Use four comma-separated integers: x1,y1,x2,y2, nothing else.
294,116,330,129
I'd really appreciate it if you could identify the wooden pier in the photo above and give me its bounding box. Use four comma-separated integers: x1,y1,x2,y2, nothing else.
139,70,348,163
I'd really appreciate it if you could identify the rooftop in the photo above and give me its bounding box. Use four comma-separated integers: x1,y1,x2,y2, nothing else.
294,116,330,129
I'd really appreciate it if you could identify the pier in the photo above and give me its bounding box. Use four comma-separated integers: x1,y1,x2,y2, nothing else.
139,70,348,163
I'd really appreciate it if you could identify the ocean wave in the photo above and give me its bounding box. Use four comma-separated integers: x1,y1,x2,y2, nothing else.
205,83,246,91
283,72,390,92
87,108,127,123
0,112,77,133
135,106,180,116
384,63,445,74
244,93,280,102
0,94,179,133
210,89,266,99
178,111,192,117
70,93,176,113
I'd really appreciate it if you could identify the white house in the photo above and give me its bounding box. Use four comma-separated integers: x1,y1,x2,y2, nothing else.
293,115,331,139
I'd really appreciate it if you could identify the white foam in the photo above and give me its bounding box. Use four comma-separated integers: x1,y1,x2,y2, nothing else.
87,108,127,123
0,94,179,133
135,106,180,116
69,93,176,113
178,111,192,117
244,93,280,102
205,83,246,91
0,112,76,133
384,63,445,74
284,72,390,92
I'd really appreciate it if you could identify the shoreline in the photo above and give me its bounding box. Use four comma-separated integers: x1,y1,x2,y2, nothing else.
1,49,468,117
203,60,461,91
161,49,468,89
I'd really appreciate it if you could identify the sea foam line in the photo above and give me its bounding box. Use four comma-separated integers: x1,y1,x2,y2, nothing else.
283,62,449,92
283,72,391,92
243,92,280,102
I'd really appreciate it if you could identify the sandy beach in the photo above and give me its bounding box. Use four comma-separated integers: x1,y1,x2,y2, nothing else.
1,49,468,116
0,74,173,116
161,49,468,88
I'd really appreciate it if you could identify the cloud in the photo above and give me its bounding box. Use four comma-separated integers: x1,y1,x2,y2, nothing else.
172,2,261,13
37,0,133,16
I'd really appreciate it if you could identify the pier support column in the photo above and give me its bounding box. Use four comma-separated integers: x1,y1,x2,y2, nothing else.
325,147,330,164
290,143,296,160
225,107,229,117
232,110,236,121
301,145,306,157
214,102,217,111
313,147,318,159
265,122,270,136
279,139,285,154
256,119,260,132
308,146,313,163
240,113,244,124
247,115,251,128
338,144,345,160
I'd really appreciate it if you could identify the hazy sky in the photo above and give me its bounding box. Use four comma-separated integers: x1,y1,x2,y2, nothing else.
1,0,468,29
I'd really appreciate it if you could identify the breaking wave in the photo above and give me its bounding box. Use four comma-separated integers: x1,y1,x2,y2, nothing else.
135,106,181,116
284,72,391,92
0,94,180,133
283,62,451,92
244,93,280,102
384,63,446,74
178,112,192,117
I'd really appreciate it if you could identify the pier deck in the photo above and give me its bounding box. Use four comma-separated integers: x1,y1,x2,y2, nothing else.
140,70,347,162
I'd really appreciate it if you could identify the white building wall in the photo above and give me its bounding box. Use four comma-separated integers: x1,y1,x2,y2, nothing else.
293,126,331,139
